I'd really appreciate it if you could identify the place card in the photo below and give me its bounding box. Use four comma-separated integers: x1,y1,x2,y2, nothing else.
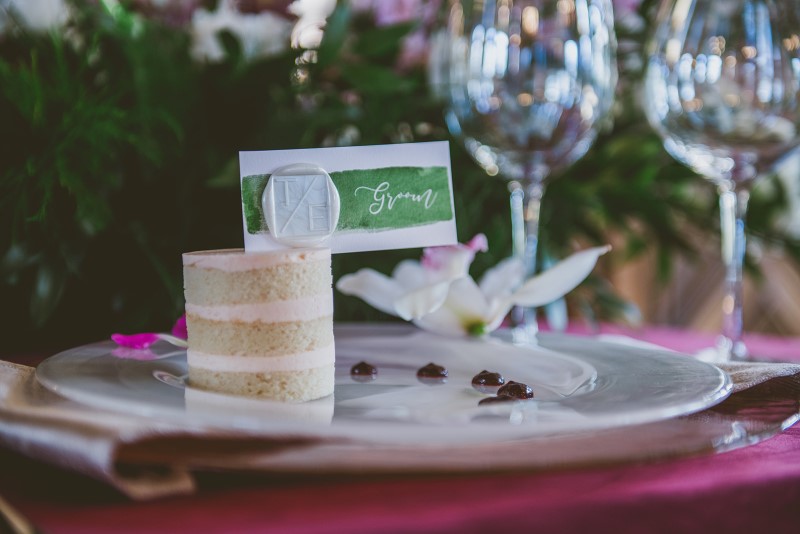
239,142,457,253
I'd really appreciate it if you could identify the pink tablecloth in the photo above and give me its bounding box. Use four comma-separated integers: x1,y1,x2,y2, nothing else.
575,322,800,362
3,326,800,534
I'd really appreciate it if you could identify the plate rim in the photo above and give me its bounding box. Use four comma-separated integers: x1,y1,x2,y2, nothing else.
35,325,733,443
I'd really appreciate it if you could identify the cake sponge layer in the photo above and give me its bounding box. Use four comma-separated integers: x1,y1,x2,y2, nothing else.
185,315,333,357
184,261,331,306
189,364,335,402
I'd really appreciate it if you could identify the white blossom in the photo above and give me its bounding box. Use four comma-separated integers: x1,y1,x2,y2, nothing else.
190,0,291,63
338,235,610,337
2,0,69,33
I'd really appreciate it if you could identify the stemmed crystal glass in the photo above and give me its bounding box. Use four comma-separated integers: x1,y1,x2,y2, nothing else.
644,0,800,360
430,0,617,342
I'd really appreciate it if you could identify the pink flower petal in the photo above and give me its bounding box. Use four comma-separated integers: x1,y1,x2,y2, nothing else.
111,332,160,350
421,233,488,271
171,314,188,339
464,233,489,253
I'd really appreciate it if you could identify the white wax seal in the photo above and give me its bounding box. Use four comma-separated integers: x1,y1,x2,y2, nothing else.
262,163,340,247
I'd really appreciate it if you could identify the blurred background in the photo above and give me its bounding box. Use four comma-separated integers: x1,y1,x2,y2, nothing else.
2,0,800,355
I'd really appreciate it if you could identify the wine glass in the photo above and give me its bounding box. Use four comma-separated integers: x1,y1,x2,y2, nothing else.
643,0,800,360
429,0,617,343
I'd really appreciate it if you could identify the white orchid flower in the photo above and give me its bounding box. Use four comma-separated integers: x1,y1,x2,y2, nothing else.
338,234,610,337
336,234,488,321
413,246,611,337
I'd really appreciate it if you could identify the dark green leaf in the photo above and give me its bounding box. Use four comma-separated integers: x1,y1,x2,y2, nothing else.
317,3,351,68
340,63,416,93
30,261,66,327
354,22,416,58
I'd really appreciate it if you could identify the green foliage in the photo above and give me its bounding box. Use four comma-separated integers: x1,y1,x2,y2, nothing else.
2,1,799,353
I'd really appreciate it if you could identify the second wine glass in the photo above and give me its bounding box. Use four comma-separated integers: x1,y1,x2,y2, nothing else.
432,0,617,342
644,0,800,360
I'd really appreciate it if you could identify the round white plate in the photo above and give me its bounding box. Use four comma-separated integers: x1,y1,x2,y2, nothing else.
36,324,732,445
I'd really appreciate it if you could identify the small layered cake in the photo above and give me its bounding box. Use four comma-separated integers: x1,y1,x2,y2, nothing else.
182,248,334,402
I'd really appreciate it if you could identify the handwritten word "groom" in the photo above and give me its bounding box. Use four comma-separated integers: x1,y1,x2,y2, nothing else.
354,181,438,216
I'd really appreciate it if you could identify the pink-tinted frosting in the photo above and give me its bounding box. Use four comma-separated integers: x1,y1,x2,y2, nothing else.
185,295,332,323
182,248,330,272
187,343,335,372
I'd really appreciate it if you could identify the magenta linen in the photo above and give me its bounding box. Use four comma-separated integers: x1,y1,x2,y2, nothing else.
2,327,799,533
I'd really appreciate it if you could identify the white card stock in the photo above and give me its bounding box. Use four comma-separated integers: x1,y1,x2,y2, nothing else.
239,142,457,254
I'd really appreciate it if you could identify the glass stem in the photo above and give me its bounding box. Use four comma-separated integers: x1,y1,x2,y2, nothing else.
718,187,749,360
509,180,544,344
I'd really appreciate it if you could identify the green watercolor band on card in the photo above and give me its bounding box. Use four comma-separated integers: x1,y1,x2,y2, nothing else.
241,173,270,234
241,166,453,235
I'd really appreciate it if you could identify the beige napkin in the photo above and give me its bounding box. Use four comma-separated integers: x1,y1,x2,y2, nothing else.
1,359,799,500
0,361,332,499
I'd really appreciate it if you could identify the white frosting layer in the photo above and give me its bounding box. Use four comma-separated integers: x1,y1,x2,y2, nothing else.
183,248,330,272
187,344,335,372
186,295,332,322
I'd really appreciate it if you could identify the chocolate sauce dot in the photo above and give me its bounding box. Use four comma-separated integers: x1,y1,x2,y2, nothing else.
417,362,448,384
496,380,534,399
471,370,506,393
478,395,518,406
350,361,377,382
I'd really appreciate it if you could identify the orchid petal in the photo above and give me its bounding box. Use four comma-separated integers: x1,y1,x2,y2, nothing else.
483,309,510,333
111,332,189,349
336,234,519,337
441,276,492,319
465,233,489,253
111,333,160,349
171,314,188,339
421,233,488,278
336,268,406,317
509,246,611,308
478,257,525,298
421,247,473,278
482,295,517,333
412,277,491,337
413,307,469,337
393,281,452,321
392,259,433,289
